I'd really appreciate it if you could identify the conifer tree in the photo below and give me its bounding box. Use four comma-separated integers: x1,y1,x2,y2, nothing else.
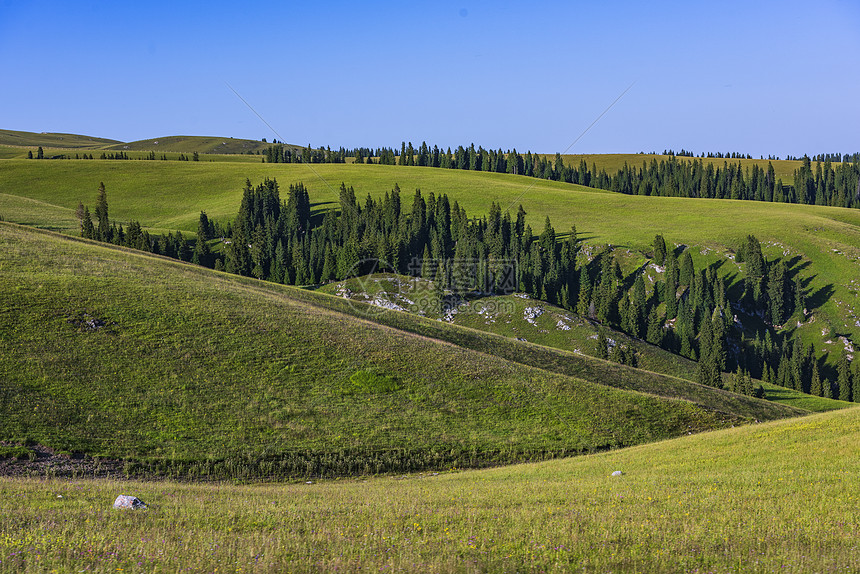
679,250,694,286
811,360,823,397
664,266,678,320
646,305,662,345
794,275,806,316
838,352,852,402
197,211,212,241
576,264,591,317
95,182,110,242
631,274,646,337
81,206,94,239
596,330,609,360
767,260,787,325
192,235,212,268
653,234,667,265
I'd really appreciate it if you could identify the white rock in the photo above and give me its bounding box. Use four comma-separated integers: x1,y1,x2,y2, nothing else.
611,470,623,477
113,495,146,510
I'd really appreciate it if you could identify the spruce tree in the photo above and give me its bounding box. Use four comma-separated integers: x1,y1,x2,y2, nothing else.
95,182,110,242
679,250,694,286
197,211,212,241
596,330,609,360
81,206,94,239
794,275,806,316
838,353,852,402
646,306,662,345
632,274,646,337
577,264,591,316
192,236,212,268
653,234,667,265
767,260,786,325
664,269,678,320
810,361,823,397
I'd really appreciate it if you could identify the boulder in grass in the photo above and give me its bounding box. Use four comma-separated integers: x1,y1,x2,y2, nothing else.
113,495,146,509
611,470,623,477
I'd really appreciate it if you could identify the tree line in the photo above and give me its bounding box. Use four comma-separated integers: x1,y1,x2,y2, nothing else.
276,140,860,210
77,180,858,402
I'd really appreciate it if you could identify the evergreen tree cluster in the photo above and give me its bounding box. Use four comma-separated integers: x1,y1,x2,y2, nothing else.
218,178,577,301
76,181,858,401
585,156,860,208
346,142,860,210
76,183,222,264
99,151,130,160
263,144,350,164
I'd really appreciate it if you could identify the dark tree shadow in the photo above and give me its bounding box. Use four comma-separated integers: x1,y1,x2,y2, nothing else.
806,283,836,313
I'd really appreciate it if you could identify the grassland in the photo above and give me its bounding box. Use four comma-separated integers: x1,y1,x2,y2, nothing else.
102,135,272,155
319,274,850,414
0,129,271,156
2,222,778,479
2,405,858,573
0,129,121,149
1,158,858,369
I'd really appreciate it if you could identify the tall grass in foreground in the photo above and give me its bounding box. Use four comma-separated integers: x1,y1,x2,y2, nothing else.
2,406,859,573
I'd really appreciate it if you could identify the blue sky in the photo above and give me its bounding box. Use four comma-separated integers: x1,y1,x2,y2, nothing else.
1,0,858,157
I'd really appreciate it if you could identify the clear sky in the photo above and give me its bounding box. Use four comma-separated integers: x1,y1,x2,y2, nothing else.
1,0,858,157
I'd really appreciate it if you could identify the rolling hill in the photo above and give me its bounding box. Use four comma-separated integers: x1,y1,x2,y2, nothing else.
1,157,858,371
1,222,798,479
320,273,851,414
0,129,121,149
0,129,283,157
103,135,272,155
2,395,858,572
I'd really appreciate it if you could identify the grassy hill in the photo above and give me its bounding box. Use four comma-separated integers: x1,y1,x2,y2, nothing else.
2,401,858,573
0,129,121,149
103,135,272,155
560,153,808,182
1,158,857,371
2,222,796,479
0,129,279,157
320,274,850,414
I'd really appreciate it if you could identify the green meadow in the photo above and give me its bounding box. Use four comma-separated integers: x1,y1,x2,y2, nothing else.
2,222,771,478
2,131,859,573
320,275,850,414
2,405,859,573
0,129,121,149
2,157,858,367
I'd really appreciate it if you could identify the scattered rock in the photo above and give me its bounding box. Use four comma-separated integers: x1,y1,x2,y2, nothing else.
523,306,544,325
113,495,146,510
371,297,407,312
67,312,110,332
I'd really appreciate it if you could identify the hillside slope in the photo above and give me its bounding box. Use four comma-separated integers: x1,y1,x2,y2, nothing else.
1,159,858,373
0,223,783,479
0,129,121,149
2,398,858,572
320,274,850,413
103,135,272,154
